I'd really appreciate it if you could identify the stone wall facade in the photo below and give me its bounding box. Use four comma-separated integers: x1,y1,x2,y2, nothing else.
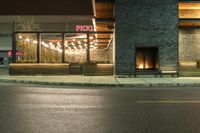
115,0,178,75
108,44,113,63
179,27,200,62
65,49,110,63
90,49,109,63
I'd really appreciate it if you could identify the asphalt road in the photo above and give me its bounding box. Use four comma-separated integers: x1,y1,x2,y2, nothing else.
0,83,200,133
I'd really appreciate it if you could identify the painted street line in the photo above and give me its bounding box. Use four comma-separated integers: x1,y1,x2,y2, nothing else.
137,101,200,104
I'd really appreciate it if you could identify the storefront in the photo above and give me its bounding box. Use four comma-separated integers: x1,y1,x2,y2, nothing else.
10,30,113,75
4,0,200,77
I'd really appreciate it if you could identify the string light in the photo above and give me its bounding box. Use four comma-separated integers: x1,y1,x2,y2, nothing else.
18,34,101,56
89,36,94,40
33,40,37,44
71,42,75,45
18,35,22,39
25,38,30,42
78,41,81,44
65,43,68,47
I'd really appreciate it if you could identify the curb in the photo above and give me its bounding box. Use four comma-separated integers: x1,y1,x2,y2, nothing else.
0,79,119,87
1,78,200,87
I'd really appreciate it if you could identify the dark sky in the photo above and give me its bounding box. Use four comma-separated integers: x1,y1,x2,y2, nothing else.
0,0,93,15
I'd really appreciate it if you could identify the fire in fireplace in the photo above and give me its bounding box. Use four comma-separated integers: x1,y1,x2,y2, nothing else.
136,47,158,70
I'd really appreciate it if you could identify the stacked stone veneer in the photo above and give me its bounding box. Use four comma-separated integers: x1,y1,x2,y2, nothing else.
115,0,178,74
179,27,200,62
108,44,113,63
65,49,111,63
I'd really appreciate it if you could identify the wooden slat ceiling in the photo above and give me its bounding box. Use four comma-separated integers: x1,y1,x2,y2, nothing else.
179,22,200,27
179,3,200,9
179,2,200,26
94,0,114,47
96,3,114,18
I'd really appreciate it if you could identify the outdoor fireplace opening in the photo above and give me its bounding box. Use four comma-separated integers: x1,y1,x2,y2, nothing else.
136,47,158,70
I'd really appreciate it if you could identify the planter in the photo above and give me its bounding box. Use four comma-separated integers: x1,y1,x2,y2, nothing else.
9,63,69,75
83,64,113,76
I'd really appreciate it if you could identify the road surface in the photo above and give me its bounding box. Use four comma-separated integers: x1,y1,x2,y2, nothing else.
0,83,200,133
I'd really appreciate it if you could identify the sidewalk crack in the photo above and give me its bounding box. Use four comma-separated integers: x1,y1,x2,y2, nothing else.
115,78,120,85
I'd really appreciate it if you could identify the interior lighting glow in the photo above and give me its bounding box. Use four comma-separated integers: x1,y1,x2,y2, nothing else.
50,45,55,49
57,42,61,47
25,38,30,42
138,64,144,69
89,36,94,40
58,49,63,53
44,44,49,48
33,40,37,44
65,43,68,47
19,35,22,39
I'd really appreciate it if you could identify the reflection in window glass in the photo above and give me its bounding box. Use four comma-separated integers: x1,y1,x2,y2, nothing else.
89,33,110,64
16,33,37,63
41,33,62,63
65,33,87,63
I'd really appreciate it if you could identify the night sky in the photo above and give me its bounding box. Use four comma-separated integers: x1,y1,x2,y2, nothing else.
0,0,93,15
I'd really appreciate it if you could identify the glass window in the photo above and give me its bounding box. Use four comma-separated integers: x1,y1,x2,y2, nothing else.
65,33,87,64
16,33,37,63
40,33,62,63
89,33,111,64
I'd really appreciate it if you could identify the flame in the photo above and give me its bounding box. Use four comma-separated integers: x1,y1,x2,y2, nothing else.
138,64,144,69
145,64,149,69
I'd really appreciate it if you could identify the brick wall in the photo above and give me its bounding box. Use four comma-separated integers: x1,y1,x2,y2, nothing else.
115,0,178,74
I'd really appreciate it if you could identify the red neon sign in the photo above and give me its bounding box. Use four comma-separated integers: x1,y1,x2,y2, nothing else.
8,51,12,56
76,25,94,32
7,51,24,57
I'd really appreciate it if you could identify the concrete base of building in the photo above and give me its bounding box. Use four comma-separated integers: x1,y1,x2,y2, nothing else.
9,63,114,76
9,63,70,75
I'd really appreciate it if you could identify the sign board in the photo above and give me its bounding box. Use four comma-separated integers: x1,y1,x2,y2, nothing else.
76,25,93,32
8,51,24,57
0,33,12,38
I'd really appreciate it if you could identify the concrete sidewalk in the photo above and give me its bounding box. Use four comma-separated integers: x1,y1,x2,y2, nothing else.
0,75,200,87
